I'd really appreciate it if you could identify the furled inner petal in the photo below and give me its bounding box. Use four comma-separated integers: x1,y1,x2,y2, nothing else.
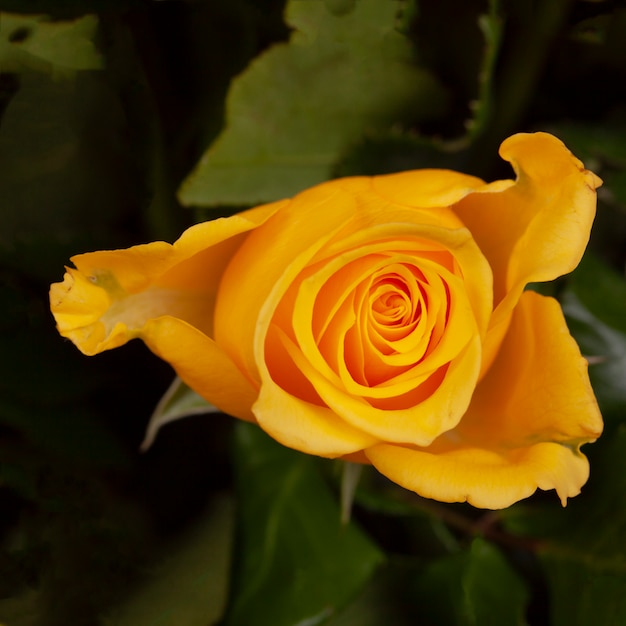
271,325,481,445
292,249,476,400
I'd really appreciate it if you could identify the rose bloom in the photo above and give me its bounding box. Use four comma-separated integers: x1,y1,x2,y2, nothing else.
50,133,603,509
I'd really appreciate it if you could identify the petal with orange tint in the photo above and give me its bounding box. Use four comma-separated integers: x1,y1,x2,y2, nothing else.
366,290,603,509
142,317,258,421
371,168,489,208
366,441,590,510
457,290,603,447
307,223,493,341
293,256,477,399
276,325,482,447
253,384,377,457
253,329,378,457
453,132,601,371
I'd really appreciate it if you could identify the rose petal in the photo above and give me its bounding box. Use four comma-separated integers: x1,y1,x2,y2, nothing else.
371,168,490,207
366,441,590,509
276,325,482,446
366,290,602,509
253,386,378,457
458,290,603,446
453,132,601,371
143,317,258,420
310,222,493,341
254,325,378,456
50,201,286,355
294,256,476,398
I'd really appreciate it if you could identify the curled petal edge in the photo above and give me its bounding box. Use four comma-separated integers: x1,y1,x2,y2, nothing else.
365,441,591,510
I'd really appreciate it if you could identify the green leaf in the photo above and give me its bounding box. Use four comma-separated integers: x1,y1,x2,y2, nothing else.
141,377,218,451
178,0,445,207
411,538,529,626
503,426,626,626
541,558,626,626
100,495,234,626
223,422,385,626
0,13,102,77
333,129,463,179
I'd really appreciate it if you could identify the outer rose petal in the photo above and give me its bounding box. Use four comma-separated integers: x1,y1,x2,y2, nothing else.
50,201,286,418
366,442,589,510
370,168,503,207
459,290,602,446
365,291,602,509
453,133,601,371
142,318,258,421
254,369,378,457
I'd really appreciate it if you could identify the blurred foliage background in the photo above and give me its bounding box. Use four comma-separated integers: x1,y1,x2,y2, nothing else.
1,0,626,624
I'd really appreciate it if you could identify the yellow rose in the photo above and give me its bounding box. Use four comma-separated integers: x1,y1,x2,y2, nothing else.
50,133,603,509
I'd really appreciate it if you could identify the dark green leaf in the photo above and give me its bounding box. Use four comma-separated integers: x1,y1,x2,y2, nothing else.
411,538,529,626
224,422,384,626
333,130,463,178
178,0,446,207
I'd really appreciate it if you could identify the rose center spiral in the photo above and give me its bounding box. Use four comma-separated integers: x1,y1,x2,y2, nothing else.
371,280,413,327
